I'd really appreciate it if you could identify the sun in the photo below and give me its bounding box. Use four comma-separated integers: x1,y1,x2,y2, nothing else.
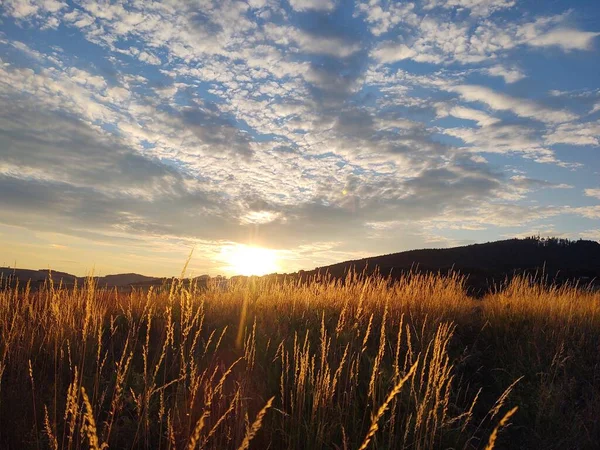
222,244,279,276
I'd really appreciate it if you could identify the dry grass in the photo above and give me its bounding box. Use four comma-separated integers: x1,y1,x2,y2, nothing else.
0,271,599,449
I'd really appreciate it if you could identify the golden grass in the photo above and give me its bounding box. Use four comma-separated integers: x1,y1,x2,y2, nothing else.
0,271,598,449
358,360,418,450
484,406,518,450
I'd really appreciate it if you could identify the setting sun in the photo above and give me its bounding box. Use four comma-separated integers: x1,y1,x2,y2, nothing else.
221,244,279,276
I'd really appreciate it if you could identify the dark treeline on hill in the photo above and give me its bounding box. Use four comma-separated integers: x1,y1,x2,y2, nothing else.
2,237,600,295
284,237,600,296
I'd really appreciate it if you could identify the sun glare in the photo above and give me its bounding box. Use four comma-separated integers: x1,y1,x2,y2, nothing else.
222,244,279,276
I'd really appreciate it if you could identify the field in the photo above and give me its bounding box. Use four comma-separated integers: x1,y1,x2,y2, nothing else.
1,271,599,449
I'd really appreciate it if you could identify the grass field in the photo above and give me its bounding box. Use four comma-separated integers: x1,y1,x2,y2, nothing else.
1,270,599,449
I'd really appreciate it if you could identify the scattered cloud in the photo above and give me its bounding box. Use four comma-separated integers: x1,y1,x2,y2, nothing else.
545,121,600,146
371,42,417,64
585,189,600,200
423,0,516,17
289,0,336,12
527,28,600,52
579,229,600,241
485,65,525,83
450,84,577,124
0,0,598,274
572,206,600,219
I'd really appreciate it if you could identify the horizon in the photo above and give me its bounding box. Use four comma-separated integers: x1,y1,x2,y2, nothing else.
1,0,600,277
2,235,597,278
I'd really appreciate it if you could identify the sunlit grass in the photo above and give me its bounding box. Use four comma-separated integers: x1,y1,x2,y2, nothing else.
0,271,598,449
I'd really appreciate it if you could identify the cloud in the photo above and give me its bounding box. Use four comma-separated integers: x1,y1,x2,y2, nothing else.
442,123,560,163
132,49,162,65
0,102,185,200
572,206,600,219
288,0,336,12
371,42,417,64
180,106,255,159
509,175,572,191
450,84,577,124
528,28,600,51
0,0,599,274
485,65,525,83
579,229,600,241
286,27,361,58
437,104,500,127
423,0,516,17
2,0,66,19
544,121,600,146
585,189,600,200
355,1,418,36
370,11,599,66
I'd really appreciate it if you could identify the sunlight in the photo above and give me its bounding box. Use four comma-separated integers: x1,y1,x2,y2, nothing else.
221,244,279,276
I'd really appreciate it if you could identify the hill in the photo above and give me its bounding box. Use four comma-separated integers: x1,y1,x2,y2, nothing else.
96,273,158,287
0,268,160,289
291,237,600,294
0,268,78,285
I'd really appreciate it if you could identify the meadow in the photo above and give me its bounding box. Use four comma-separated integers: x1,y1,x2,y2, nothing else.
0,270,599,449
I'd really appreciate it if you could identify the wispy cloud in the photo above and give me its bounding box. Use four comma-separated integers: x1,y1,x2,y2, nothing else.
450,84,577,124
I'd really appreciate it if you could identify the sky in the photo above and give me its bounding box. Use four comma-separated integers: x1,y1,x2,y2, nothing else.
0,0,599,277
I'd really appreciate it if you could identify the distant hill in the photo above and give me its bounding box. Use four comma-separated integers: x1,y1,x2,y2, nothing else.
96,273,158,287
0,268,78,285
0,268,161,289
0,267,223,291
309,237,600,274
292,237,600,294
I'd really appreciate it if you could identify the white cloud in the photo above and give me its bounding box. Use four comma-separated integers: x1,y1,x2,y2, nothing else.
371,42,417,64
371,13,599,67
579,230,600,241
3,0,40,18
573,206,600,219
1,0,66,21
68,67,107,90
355,1,418,36
138,51,161,65
585,189,600,200
292,30,360,58
424,0,516,17
442,123,560,163
437,104,500,127
451,84,577,124
288,0,336,12
485,64,525,83
545,122,600,146
63,9,95,29
528,28,600,51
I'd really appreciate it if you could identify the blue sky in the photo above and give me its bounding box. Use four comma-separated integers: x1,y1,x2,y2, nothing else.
0,0,599,276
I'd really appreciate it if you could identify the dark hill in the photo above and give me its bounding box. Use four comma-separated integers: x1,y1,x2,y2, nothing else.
0,268,160,289
293,237,600,295
313,237,600,274
0,268,78,285
96,273,157,287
